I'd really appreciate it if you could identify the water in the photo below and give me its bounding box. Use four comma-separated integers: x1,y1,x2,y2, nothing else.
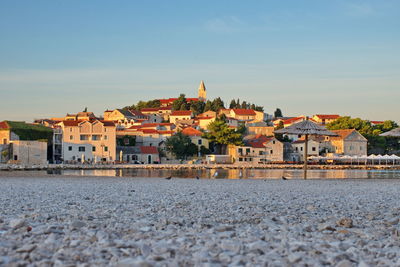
43,168,400,179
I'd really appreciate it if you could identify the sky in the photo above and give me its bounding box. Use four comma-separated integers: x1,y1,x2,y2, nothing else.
0,0,399,122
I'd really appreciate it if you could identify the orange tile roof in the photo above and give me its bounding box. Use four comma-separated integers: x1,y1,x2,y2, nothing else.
171,110,192,116
0,121,10,129
314,114,340,120
139,129,158,134
182,127,202,136
232,109,256,116
140,146,158,154
330,129,356,140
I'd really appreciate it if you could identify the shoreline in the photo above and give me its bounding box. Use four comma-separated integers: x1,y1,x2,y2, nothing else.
1,163,400,171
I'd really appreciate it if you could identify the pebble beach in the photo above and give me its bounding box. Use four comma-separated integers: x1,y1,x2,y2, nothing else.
1,176,400,266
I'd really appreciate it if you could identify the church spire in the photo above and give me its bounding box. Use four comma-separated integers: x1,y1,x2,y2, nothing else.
198,80,207,101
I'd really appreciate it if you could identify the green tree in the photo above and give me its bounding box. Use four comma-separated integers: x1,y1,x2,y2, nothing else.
241,101,247,109
229,99,237,109
165,132,198,159
172,94,187,111
204,100,213,112
274,108,283,118
211,97,225,111
203,119,244,154
189,100,205,115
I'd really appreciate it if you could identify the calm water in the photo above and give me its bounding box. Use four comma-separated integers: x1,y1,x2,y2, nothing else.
44,168,400,179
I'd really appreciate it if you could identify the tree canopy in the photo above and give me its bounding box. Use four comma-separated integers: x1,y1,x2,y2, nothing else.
326,116,399,154
203,119,244,154
165,132,198,159
274,108,283,118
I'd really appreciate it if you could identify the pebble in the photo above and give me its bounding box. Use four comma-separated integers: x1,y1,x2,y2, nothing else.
0,176,399,266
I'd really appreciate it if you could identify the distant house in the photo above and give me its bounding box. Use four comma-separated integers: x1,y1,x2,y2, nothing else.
246,121,274,136
169,110,193,124
291,139,320,161
117,146,160,164
312,114,340,125
219,109,264,122
228,135,284,164
196,116,216,130
64,112,97,121
141,107,172,121
181,127,209,152
0,121,52,164
327,129,367,156
58,120,116,162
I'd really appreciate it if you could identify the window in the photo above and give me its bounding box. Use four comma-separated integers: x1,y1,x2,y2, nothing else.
239,158,243,162
104,128,107,132
14,155,18,160
80,135,89,141
92,146,96,152
259,151,263,155
300,147,303,151
70,128,72,132
360,146,363,151
70,135,73,140
72,156,76,160
270,150,273,154
124,138,129,145
238,148,243,154
246,148,250,154
312,147,316,152
198,139,202,145
104,135,108,140
295,147,298,152
92,135,101,141
78,146,85,152
104,146,108,152
349,146,353,151
68,146,72,151
3,139,7,144
272,141,275,144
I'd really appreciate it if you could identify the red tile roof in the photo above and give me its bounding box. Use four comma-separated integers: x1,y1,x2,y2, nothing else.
139,129,158,134
330,129,356,140
182,127,202,136
141,108,159,112
141,123,173,127
171,110,192,116
232,109,256,116
370,121,384,124
314,114,340,120
0,121,10,129
140,146,159,154
157,130,174,135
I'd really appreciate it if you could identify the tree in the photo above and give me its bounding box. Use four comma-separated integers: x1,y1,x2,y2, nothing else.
203,119,244,154
211,97,225,111
229,99,237,109
274,108,283,118
189,100,205,115
172,94,187,111
165,132,198,159
83,107,88,112
204,100,213,112
241,101,247,109
326,117,399,154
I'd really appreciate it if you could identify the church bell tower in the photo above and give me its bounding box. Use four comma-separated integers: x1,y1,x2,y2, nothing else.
198,80,207,102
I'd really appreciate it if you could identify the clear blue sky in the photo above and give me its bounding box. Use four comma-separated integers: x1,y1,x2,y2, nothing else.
1,0,399,122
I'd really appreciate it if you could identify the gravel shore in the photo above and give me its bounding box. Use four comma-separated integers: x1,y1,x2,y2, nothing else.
1,177,400,266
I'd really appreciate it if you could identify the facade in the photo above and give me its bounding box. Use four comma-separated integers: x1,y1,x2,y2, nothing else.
291,139,320,161
181,127,209,152
328,129,368,156
117,146,160,164
59,120,116,162
63,143,93,163
246,121,274,136
312,114,340,125
228,136,284,164
9,140,48,165
169,111,193,124
141,107,172,121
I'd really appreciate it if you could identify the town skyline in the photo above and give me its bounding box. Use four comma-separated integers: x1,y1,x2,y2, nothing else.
1,1,399,122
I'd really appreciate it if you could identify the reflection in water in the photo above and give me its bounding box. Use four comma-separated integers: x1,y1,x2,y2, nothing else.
50,168,400,179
